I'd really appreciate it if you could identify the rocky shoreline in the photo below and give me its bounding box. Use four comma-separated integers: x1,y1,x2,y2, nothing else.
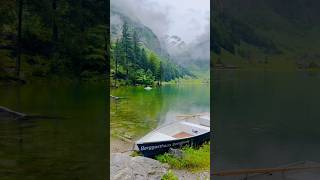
111,153,169,180
110,137,134,154
110,136,210,180
110,152,209,180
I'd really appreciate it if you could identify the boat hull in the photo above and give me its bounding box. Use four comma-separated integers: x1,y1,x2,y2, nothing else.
137,131,210,157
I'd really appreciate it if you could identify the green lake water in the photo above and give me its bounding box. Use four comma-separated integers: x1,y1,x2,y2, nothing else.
213,70,320,173
0,82,107,180
110,84,210,142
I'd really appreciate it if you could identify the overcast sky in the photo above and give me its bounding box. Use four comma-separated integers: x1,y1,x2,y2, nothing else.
111,0,210,43
156,0,210,43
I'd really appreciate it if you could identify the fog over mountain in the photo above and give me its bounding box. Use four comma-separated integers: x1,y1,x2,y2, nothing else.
111,0,210,71
111,0,170,39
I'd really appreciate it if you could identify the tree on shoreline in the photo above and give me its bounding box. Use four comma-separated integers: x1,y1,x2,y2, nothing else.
1,0,107,80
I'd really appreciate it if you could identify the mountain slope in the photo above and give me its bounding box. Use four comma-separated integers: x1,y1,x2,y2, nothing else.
111,9,166,57
212,0,320,69
111,6,208,79
162,34,209,78
110,8,194,85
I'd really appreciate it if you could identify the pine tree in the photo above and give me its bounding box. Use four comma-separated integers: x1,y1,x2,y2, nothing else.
140,48,148,71
156,61,163,86
132,31,140,64
114,39,121,80
121,22,134,82
148,52,157,75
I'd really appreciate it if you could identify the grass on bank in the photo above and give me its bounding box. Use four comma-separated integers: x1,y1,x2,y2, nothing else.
130,151,142,157
161,170,179,180
156,143,210,172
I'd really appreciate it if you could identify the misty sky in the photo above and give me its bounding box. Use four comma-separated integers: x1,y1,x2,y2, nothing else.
111,0,210,43
151,0,209,43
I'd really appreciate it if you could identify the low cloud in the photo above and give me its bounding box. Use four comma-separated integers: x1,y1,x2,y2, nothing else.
111,0,170,38
111,0,210,66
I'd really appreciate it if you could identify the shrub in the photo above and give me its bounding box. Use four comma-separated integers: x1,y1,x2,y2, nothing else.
156,143,210,172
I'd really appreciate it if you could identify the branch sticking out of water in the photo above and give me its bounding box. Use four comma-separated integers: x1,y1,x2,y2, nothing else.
0,106,26,118
110,95,126,100
0,106,68,120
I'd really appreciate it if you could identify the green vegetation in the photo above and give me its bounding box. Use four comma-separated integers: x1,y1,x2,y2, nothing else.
161,170,179,180
156,143,210,172
211,13,279,56
130,151,142,157
0,0,107,82
110,23,192,86
211,0,320,70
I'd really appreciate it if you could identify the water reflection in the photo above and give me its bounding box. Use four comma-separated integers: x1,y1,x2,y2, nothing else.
0,82,107,179
213,70,320,173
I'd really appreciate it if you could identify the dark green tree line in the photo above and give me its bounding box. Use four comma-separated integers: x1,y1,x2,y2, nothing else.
0,0,107,80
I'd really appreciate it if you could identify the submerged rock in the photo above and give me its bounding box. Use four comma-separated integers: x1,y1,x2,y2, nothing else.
111,153,169,180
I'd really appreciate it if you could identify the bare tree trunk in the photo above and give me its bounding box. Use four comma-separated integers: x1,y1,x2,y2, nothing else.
126,67,128,81
214,0,224,14
115,56,118,87
125,48,129,82
52,0,58,42
16,0,23,77
104,0,110,176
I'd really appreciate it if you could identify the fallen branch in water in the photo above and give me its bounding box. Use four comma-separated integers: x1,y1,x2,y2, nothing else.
0,106,26,117
212,166,320,176
110,95,126,100
0,106,67,120
16,115,68,121
114,134,134,143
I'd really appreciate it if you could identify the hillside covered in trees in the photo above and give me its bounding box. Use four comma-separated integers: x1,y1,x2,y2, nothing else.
212,0,320,70
111,23,193,86
0,0,107,82
110,11,193,86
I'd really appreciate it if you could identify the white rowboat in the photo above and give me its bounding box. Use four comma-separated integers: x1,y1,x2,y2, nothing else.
135,113,210,157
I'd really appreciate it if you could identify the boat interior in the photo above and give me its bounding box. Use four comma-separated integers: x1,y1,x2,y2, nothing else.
137,115,210,143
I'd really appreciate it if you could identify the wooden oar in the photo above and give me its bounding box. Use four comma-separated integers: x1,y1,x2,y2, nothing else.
176,115,198,120
176,113,206,120
212,166,320,176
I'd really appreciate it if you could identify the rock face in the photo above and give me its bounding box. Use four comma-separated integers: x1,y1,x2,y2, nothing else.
110,153,169,180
